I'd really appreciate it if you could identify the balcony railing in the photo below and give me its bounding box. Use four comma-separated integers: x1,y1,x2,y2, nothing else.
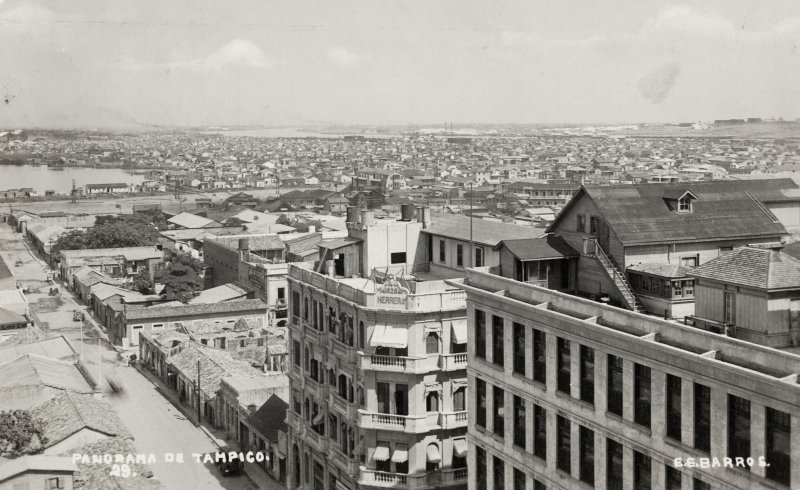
439,353,467,371
360,468,467,489
360,469,408,488
525,278,548,288
438,411,468,429
359,411,440,433
359,354,439,374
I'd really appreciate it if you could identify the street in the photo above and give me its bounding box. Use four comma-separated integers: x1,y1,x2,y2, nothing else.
0,223,277,490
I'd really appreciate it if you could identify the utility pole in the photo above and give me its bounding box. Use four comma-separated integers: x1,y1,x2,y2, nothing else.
97,339,101,388
469,182,474,268
196,360,202,423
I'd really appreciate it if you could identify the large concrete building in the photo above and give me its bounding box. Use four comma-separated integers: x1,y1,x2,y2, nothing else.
454,269,798,490
286,208,469,490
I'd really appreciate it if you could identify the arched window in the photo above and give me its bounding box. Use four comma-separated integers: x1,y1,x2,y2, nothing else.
426,392,439,412
426,333,440,354
453,387,466,412
426,443,441,472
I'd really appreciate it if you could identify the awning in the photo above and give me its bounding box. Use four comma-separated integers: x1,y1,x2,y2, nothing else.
369,325,408,349
451,319,468,344
452,378,468,389
373,444,390,462
391,444,408,464
423,322,441,333
312,411,324,425
453,438,468,458
424,382,442,394
426,444,441,463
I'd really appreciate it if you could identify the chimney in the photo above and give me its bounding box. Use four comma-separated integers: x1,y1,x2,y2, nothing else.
420,206,431,229
238,238,250,261
346,206,359,224
361,210,374,227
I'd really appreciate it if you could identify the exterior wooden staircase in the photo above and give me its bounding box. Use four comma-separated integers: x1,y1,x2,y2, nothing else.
585,238,645,313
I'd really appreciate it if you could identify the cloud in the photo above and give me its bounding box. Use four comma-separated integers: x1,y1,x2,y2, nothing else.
638,62,681,104
328,47,367,67
128,38,270,72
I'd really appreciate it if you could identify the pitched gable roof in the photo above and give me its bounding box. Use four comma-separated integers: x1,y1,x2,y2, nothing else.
31,392,131,448
690,246,800,290
248,394,288,441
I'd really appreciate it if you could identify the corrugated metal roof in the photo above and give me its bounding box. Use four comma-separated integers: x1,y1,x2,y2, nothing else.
423,213,542,246
0,354,93,393
0,336,76,363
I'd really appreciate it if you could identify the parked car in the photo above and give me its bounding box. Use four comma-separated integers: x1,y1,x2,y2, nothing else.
219,460,243,476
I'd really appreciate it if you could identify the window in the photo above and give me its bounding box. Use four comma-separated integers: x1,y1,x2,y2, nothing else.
293,340,301,366
590,216,599,234
239,339,246,348
766,407,791,486
513,468,526,490
45,477,64,490
277,287,285,300
152,323,164,330
728,395,751,465
377,382,390,413
694,383,711,452
577,214,586,232
492,315,504,367
634,451,651,490
607,355,623,416
513,323,525,375
693,478,710,490
556,415,571,474
533,329,546,384
678,197,692,212
665,465,682,490
719,246,733,255
534,480,546,490
439,240,446,262
475,309,486,359
724,291,736,324
394,384,408,415
681,255,698,267
580,345,594,405
513,395,525,449
493,385,505,438
457,244,464,267
475,247,484,267
557,338,571,394
453,386,466,411
476,379,487,428
426,392,439,412
607,438,623,490
534,404,546,460
390,252,406,264
476,446,487,490
666,374,682,441
634,364,651,428
579,426,594,486
425,333,439,354
257,337,264,347
493,457,505,490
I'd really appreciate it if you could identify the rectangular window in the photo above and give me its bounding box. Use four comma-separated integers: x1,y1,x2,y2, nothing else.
377,382,390,413
634,451,651,490
292,290,300,318
681,255,698,267
534,480,546,490
439,240,446,262
577,214,586,232
694,383,711,452
724,291,736,324
728,395,751,465
475,309,486,359
556,337,571,394
476,445,487,490
666,374,682,441
765,407,791,486
607,355,623,416
475,247,484,267
492,315,504,367
665,465,682,490
457,244,464,267
513,395,526,449
579,426,595,486
590,216,599,234
533,329,546,384
534,404,547,460
293,340,301,366
493,385,505,438
390,252,406,264
634,364,652,428
556,415,571,474
513,322,525,375
493,457,505,490
476,379,487,428
513,468,525,490
693,478,710,490
580,345,594,405
607,438,623,490
277,287,285,299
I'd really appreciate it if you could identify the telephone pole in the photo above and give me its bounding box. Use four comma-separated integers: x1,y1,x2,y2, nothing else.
196,360,202,423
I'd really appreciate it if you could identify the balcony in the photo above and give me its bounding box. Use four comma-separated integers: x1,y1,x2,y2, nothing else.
302,425,328,454
359,354,439,374
360,468,467,489
330,446,359,475
360,469,409,488
304,324,320,344
331,338,358,364
438,411,468,429
525,278,548,288
287,412,305,436
439,353,467,371
330,393,358,420
358,410,440,433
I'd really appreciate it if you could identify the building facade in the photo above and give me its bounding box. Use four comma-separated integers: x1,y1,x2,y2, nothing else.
456,269,798,490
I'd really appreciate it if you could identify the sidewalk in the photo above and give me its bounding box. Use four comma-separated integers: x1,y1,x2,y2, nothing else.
134,363,283,490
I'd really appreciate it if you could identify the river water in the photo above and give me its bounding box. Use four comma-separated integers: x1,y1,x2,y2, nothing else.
0,165,146,195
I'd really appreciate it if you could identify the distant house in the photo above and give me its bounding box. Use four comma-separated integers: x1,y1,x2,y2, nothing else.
226,192,259,208
166,212,221,230
0,455,77,490
84,183,130,194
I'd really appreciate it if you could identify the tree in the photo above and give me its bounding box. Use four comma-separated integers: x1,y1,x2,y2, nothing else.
128,268,154,295
51,214,161,260
0,410,47,457
155,251,204,303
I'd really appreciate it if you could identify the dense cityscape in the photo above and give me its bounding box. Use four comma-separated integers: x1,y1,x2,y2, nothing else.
1,1,799,490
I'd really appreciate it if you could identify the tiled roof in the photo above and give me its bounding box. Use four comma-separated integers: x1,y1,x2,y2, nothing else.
690,246,800,290
166,342,261,395
627,262,693,279
124,299,267,321
423,213,542,246
248,394,288,442
188,283,249,304
31,392,131,448
493,235,578,260
549,179,793,245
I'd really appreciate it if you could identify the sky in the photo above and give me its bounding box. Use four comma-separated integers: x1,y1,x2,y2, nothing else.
0,0,798,128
